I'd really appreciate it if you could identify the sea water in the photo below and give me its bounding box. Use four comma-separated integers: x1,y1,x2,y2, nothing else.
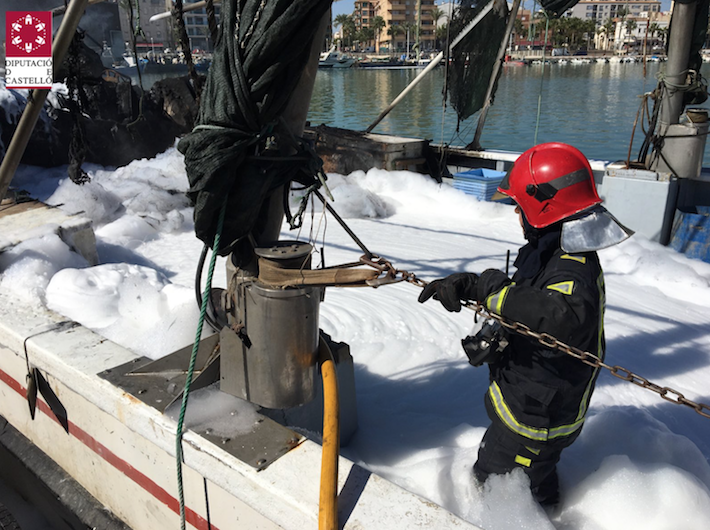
307,61,710,164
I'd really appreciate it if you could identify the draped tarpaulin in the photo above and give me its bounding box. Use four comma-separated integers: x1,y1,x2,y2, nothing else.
177,0,331,254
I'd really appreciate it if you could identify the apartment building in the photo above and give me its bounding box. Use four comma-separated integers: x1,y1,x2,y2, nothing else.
353,0,437,53
183,3,221,52
567,1,662,24
118,0,172,54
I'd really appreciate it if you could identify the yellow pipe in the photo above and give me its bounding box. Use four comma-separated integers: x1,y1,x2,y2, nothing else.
318,339,339,530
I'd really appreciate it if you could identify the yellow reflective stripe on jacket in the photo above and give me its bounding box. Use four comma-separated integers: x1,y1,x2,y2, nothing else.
488,381,586,442
596,272,606,360
576,271,606,421
485,284,512,314
546,280,574,295
561,254,586,264
515,455,532,467
488,382,548,441
576,369,597,421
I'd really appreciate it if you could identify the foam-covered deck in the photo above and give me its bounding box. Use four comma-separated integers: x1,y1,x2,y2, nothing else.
0,206,480,530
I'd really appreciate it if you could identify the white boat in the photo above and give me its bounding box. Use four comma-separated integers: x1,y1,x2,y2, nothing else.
318,47,356,68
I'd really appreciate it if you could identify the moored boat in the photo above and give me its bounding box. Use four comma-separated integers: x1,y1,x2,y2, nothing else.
318,47,356,68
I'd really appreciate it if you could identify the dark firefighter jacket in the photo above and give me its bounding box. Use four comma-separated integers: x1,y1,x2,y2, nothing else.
476,244,606,450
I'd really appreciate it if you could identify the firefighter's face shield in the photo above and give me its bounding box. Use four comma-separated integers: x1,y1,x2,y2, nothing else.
560,205,634,253
490,171,511,202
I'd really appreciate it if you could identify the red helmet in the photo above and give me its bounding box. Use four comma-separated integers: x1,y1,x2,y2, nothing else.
495,142,602,228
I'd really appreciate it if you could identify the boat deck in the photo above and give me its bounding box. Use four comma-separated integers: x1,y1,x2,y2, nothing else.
0,201,481,530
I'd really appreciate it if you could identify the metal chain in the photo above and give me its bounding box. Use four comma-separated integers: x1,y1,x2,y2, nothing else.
311,184,710,420
359,255,710,420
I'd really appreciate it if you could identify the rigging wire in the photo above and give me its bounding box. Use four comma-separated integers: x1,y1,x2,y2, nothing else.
439,13,454,150
533,9,550,146
125,0,147,127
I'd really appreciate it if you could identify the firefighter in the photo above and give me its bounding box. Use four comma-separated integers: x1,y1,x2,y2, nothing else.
418,142,632,505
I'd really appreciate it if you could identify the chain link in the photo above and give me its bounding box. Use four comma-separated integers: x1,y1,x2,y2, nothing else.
360,257,710,421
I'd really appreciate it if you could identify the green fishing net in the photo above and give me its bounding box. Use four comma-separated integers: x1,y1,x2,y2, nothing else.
177,0,331,254
447,0,509,126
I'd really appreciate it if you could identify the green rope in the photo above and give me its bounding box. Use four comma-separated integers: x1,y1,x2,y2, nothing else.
176,199,228,530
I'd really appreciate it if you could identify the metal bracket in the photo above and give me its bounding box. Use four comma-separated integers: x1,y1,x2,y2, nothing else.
97,334,303,470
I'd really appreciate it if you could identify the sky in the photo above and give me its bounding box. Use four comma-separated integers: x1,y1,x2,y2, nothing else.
2,80,710,529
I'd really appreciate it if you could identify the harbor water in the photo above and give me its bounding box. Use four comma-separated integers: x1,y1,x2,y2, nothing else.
306,61,710,164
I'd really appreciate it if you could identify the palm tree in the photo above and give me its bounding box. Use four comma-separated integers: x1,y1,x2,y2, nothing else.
601,19,615,51
402,22,416,55
430,6,446,27
582,19,596,51
371,15,386,53
356,27,375,51
657,26,668,48
435,23,449,51
513,18,524,46
533,10,551,44
334,13,349,29
387,24,404,52
334,14,356,49
625,19,637,50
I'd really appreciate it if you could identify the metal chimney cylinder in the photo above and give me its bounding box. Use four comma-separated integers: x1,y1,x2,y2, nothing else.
652,109,710,180
220,241,322,409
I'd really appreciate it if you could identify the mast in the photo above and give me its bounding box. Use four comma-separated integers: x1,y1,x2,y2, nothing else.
469,0,523,150
659,1,697,126
648,0,707,245
416,0,422,63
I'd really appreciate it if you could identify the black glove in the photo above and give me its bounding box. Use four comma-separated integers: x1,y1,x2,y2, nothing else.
417,273,479,312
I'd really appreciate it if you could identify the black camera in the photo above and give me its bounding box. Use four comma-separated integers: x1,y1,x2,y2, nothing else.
461,320,509,367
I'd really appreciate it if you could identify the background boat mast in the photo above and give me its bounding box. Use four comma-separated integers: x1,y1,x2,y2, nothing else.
659,0,697,126
416,0,422,63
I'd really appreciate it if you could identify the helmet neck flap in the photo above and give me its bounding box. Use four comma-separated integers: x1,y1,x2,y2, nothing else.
561,205,634,253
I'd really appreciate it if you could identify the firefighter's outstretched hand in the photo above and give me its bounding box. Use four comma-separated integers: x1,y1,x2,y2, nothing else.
418,273,479,312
